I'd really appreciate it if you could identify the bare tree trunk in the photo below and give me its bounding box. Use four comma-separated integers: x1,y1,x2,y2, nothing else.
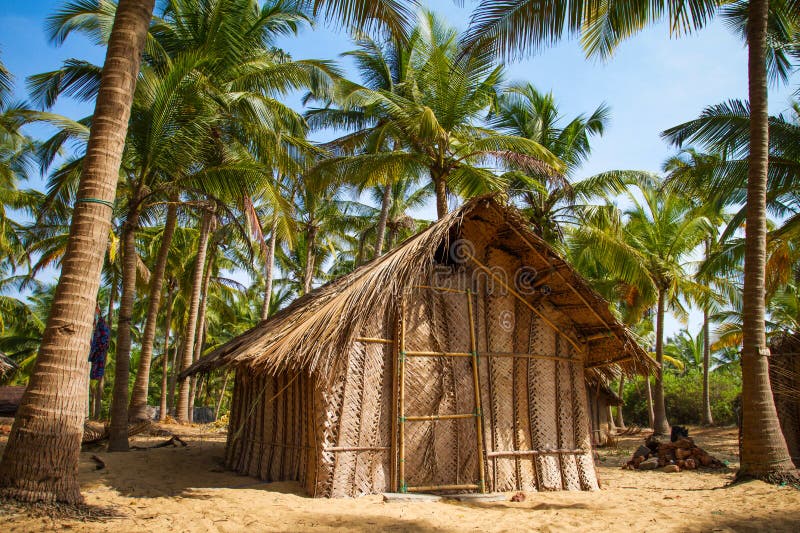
374,183,392,258
0,0,155,503
739,0,796,482
615,376,625,429
167,340,179,416
130,198,179,420
158,281,175,422
94,272,118,420
176,209,213,422
702,309,714,425
652,290,670,435
260,216,278,321
187,246,214,422
215,370,230,420
303,225,317,295
108,209,142,452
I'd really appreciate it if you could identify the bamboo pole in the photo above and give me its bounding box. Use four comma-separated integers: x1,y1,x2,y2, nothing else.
390,311,399,492
355,337,395,344
486,449,587,458
466,289,487,494
324,446,390,452
407,484,480,492
405,350,472,357
404,413,477,422
398,299,407,493
413,285,471,294
466,251,582,352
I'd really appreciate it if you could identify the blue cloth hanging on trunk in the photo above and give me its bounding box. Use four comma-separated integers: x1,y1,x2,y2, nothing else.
88,316,110,380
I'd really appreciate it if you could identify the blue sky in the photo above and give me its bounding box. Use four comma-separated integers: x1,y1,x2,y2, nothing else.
1,1,796,339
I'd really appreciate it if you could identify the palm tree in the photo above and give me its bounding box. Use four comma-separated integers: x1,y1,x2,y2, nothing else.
464,0,798,482
569,174,710,434
311,11,563,220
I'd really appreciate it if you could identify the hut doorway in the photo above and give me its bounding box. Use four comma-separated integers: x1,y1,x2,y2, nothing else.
397,286,487,494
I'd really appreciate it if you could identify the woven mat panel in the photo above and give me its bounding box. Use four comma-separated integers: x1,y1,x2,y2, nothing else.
348,317,392,496
314,355,348,497
555,340,581,491
330,336,367,497
771,350,800,466
238,374,262,476
484,247,519,492
513,300,537,491
571,362,600,489
528,315,562,490
440,284,480,486
225,371,245,468
266,373,286,481
248,374,268,478
474,272,494,490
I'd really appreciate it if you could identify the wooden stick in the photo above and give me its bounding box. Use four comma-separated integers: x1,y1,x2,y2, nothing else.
324,446,389,452
466,288,487,494
355,337,394,344
413,285,471,294
584,332,614,342
405,350,472,357
404,413,477,421
585,355,634,369
390,311,399,493
486,449,587,458
407,484,480,492
484,352,580,363
398,299,407,493
466,251,582,352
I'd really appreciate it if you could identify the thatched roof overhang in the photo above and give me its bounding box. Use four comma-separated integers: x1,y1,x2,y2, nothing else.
183,196,655,382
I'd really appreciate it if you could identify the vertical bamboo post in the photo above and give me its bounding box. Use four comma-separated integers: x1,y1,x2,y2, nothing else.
390,309,400,492
398,298,407,493
466,289,487,493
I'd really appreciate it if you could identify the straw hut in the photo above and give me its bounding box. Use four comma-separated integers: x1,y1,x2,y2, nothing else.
0,352,16,382
770,333,800,467
586,378,621,446
185,196,653,497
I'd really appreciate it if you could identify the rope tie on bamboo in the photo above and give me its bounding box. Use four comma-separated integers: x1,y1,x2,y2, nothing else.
75,197,115,209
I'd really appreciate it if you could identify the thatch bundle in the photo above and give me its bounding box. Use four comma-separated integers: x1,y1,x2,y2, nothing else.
186,196,654,497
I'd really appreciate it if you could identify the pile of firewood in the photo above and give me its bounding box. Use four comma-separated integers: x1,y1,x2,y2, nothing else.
623,434,724,472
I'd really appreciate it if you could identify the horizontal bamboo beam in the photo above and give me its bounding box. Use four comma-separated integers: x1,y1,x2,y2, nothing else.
404,413,476,421
585,332,614,342
405,350,472,357
356,337,394,344
413,285,472,294
486,449,588,458
585,355,634,369
485,352,578,363
324,446,389,452
407,484,480,492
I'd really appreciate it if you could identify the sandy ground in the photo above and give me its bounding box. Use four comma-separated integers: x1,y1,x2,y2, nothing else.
1,422,799,532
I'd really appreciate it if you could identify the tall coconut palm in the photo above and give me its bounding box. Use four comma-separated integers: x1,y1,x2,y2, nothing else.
464,0,799,482
570,174,710,434
311,11,564,220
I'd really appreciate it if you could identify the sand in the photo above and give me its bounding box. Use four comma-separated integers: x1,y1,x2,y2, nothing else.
1,423,799,532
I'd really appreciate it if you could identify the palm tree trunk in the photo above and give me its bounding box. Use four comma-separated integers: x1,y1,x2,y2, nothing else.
615,377,625,429
158,281,175,422
645,376,655,428
167,340,179,416
303,225,317,295
188,246,214,422
374,184,392,258
129,198,179,421
215,370,230,420
652,289,671,435
702,309,714,425
108,209,142,452
739,0,795,481
0,0,155,504
260,216,278,321
176,208,213,422
433,172,448,219
94,272,118,420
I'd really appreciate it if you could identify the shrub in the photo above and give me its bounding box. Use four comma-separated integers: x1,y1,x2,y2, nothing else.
619,368,741,427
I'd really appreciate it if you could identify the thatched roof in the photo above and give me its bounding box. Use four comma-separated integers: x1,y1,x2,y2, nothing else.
185,196,653,381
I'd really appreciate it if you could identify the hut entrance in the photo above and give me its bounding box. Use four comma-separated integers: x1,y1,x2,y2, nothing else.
397,285,487,494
